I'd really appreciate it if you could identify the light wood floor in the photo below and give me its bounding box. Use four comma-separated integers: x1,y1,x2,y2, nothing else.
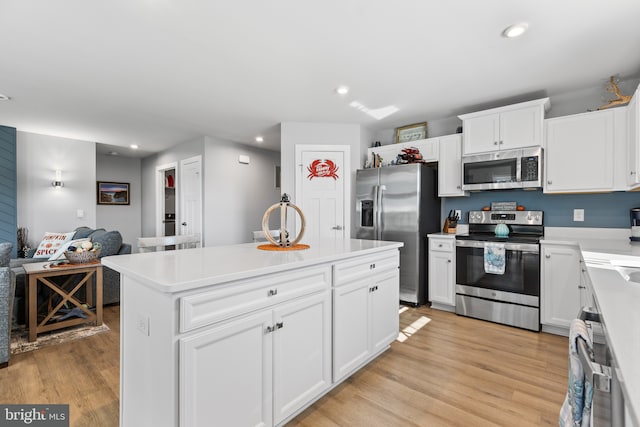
0,305,569,426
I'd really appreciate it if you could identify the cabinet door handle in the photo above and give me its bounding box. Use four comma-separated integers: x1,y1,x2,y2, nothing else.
631,171,636,175
499,140,503,145
545,254,551,259
370,263,376,269
456,185,461,189
266,325,275,334
275,322,284,330
438,244,443,248
267,289,278,297
494,141,498,145
447,259,452,263
547,180,552,185
578,285,586,289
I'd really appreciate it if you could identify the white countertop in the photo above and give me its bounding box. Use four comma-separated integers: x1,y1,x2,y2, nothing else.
584,264,640,426
102,238,403,293
541,227,639,425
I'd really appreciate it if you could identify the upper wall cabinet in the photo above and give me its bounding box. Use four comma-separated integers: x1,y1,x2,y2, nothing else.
544,107,627,193
437,134,467,197
627,85,640,188
459,98,550,155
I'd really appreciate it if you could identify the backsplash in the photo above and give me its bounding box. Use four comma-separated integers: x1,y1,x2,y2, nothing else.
443,189,640,228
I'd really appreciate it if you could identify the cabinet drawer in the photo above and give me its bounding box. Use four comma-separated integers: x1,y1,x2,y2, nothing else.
180,265,331,333
429,238,454,252
333,250,399,287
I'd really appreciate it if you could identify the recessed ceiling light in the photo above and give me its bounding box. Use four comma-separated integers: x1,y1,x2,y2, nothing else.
0,93,11,101
502,22,529,38
130,144,138,149
255,136,264,143
335,86,349,95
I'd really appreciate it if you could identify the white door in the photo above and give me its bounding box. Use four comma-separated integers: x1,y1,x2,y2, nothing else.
295,145,350,241
179,310,273,427
272,291,331,424
370,269,400,353
541,245,581,328
180,156,203,242
332,278,370,382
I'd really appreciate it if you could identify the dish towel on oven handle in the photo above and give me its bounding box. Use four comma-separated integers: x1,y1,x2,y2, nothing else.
559,319,593,427
483,242,505,274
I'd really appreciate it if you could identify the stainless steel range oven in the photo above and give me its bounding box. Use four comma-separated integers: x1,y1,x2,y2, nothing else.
455,210,543,331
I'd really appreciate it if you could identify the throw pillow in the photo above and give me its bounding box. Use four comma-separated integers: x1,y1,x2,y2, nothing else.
72,227,95,239
0,242,12,267
33,232,75,258
91,230,123,258
88,229,106,241
48,238,90,261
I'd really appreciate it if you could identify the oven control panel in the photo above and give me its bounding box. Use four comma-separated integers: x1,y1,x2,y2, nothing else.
468,210,543,225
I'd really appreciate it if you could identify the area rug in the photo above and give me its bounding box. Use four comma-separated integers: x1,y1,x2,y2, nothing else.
10,323,110,355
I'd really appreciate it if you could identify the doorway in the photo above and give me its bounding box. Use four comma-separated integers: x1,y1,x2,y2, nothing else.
155,162,178,238
164,169,176,237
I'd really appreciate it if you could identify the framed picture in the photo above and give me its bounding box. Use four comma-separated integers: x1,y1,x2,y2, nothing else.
395,122,428,144
97,181,130,205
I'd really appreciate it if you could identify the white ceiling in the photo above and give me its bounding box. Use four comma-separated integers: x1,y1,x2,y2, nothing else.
1,1,640,157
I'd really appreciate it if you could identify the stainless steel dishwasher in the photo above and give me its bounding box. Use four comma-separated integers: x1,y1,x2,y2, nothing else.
577,305,625,426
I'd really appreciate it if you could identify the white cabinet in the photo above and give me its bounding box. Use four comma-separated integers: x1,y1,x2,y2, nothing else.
180,310,273,427
427,235,456,310
459,98,549,155
627,84,640,188
544,107,628,193
113,242,403,427
544,109,615,193
272,292,332,424
541,243,582,332
332,252,400,382
437,134,467,197
180,281,331,427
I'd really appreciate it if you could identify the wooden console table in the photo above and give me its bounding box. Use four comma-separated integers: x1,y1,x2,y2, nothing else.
23,261,103,342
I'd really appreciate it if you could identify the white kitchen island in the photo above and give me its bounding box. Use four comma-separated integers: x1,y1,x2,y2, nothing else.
102,238,403,427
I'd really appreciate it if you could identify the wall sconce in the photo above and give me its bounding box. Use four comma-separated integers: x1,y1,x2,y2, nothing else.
52,170,64,188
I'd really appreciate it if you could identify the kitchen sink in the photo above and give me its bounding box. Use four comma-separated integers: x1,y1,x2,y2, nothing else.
614,266,640,285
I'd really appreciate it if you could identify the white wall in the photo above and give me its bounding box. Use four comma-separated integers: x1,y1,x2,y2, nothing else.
96,154,142,251
203,137,281,246
140,137,205,239
141,136,280,247
17,131,97,247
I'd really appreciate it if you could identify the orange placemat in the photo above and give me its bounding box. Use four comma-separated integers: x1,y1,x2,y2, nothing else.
257,244,310,251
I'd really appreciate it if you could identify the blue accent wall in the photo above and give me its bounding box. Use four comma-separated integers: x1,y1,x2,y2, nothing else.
0,125,17,257
444,189,640,228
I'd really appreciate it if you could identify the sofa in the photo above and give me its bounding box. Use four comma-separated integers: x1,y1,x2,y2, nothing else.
10,227,131,325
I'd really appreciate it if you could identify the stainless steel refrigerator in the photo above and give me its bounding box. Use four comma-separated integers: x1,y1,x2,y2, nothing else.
355,163,441,305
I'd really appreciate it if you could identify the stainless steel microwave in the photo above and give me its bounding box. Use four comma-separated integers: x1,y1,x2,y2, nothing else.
461,147,542,191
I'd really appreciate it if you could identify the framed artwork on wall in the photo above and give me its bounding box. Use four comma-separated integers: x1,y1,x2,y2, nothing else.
97,181,130,205
395,122,428,144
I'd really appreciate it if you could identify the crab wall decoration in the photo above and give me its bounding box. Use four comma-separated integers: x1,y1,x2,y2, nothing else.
307,159,339,180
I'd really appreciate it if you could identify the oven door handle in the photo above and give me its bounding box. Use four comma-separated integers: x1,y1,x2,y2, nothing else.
455,239,539,253
576,339,611,393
